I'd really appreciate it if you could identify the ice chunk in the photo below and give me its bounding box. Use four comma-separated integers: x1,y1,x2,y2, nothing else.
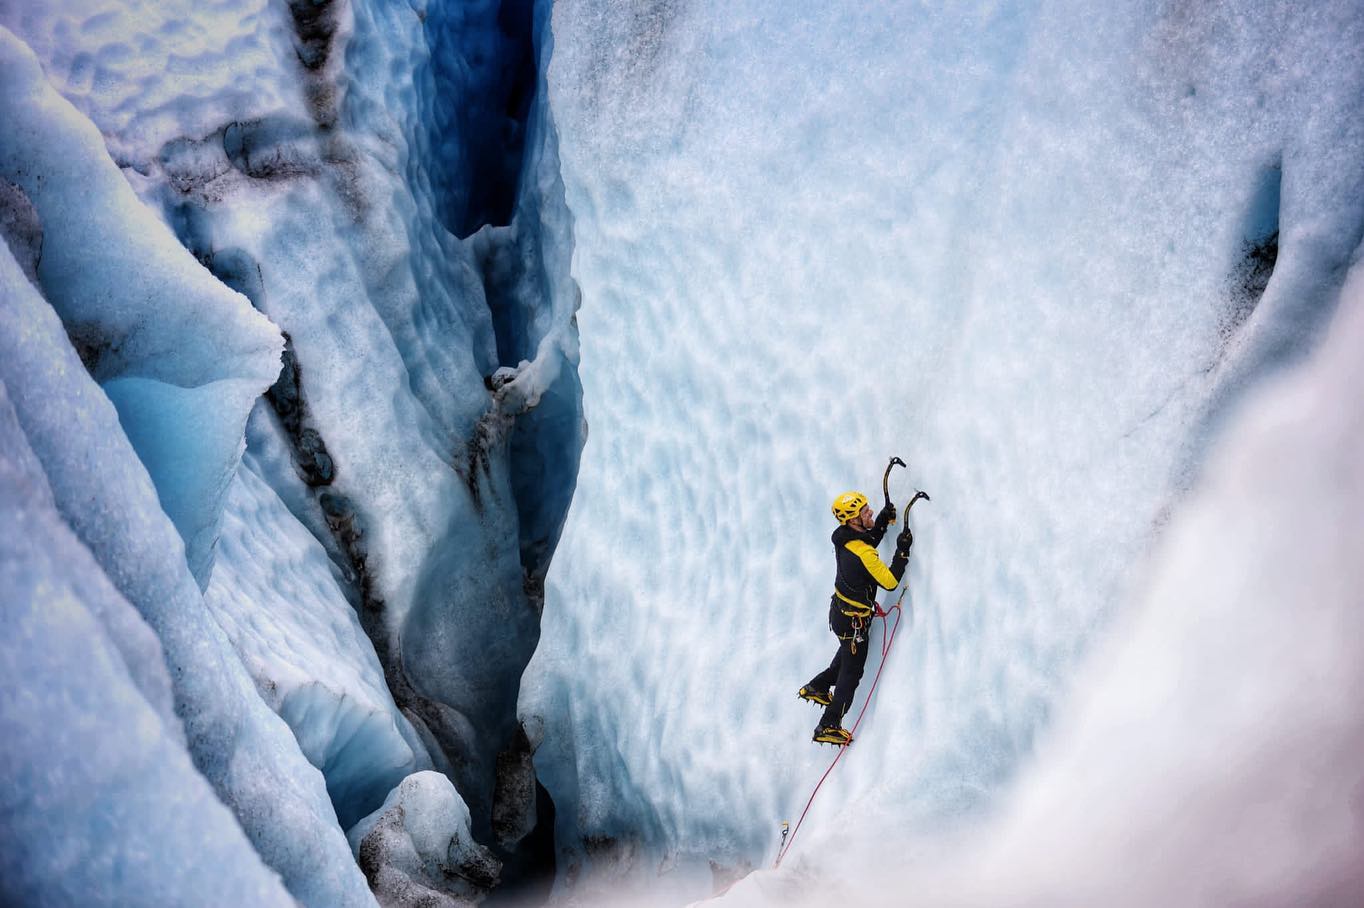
348,772,502,907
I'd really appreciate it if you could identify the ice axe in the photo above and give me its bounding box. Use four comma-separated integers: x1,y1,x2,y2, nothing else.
882,456,906,523
889,488,930,613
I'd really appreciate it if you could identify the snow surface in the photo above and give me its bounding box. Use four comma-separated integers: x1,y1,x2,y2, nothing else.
524,0,1364,899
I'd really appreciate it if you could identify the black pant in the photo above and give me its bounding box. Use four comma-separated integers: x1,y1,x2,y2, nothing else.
805,598,871,729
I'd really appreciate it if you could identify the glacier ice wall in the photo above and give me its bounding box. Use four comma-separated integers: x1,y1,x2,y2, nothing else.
718,247,1364,908
0,353,296,908
2,0,581,901
204,433,433,831
524,0,1364,897
0,180,369,906
0,13,281,589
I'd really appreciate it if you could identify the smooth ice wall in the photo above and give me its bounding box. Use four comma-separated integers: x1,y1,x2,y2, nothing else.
524,0,1364,892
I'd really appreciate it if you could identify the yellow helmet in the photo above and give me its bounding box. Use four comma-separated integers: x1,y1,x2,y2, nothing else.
831,491,869,524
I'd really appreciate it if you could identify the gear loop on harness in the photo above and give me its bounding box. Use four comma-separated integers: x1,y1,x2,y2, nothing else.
849,614,865,655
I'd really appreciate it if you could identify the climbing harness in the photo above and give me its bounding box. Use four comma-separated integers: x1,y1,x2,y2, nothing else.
846,614,866,655
833,588,873,617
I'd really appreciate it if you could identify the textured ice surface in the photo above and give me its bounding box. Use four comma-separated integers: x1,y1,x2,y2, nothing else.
347,771,502,906
525,0,1364,896
2,0,580,898
0,236,359,906
0,27,373,906
713,251,1364,908
0,22,281,586
0,367,295,908
205,419,433,829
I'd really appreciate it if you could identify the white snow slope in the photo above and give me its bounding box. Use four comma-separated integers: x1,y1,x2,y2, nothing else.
524,0,1364,902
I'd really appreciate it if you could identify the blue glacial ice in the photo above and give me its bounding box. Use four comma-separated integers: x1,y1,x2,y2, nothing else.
204,425,434,831
0,23,281,588
0,363,295,908
0,231,369,905
4,0,1364,905
3,0,579,902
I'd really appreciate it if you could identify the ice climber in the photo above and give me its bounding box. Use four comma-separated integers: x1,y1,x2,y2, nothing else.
800,491,913,746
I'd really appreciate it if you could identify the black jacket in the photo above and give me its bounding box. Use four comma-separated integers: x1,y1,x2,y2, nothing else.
831,508,909,611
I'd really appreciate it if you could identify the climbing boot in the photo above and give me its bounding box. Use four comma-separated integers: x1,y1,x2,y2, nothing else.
798,686,832,707
812,726,853,746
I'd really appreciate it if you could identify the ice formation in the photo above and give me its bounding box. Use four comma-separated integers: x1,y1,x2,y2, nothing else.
522,0,1364,899
204,430,433,831
0,211,367,906
0,255,296,908
347,771,502,907
3,0,1363,905
3,0,577,903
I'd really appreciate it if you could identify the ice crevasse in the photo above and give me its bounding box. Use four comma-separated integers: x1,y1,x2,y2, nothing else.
2,0,582,904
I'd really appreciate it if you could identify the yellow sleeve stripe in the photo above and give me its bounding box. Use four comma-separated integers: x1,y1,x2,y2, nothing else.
844,539,899,590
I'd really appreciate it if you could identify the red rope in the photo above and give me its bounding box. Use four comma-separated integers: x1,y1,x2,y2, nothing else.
773,602,903,869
